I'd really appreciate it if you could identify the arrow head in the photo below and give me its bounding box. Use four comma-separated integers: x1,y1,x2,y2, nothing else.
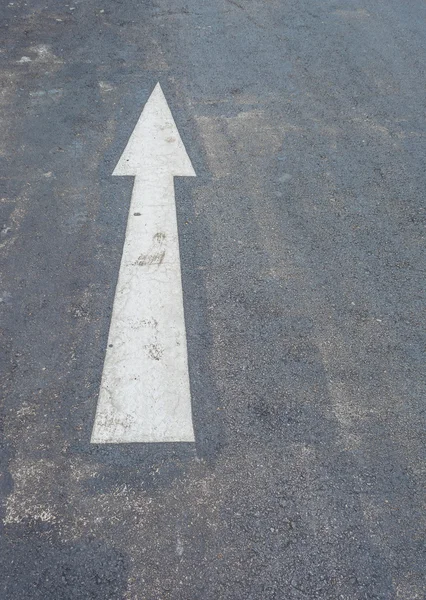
113,83,196,178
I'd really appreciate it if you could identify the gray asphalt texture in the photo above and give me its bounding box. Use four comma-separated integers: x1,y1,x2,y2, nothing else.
1,0,425,598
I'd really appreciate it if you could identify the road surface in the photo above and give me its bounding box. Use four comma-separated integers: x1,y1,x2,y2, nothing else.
0,0,425,598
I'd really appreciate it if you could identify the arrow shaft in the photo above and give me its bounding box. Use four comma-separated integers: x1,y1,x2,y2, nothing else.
91,175,195,443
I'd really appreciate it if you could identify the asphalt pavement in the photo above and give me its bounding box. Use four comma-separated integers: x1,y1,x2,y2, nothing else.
0,0,425,598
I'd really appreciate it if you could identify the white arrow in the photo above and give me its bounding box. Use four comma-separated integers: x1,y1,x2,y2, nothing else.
91,83,196,443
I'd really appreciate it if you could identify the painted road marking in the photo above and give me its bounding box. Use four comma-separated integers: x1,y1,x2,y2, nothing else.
91,83,196,443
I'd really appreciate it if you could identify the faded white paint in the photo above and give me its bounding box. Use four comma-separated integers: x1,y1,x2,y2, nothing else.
91,83,196,443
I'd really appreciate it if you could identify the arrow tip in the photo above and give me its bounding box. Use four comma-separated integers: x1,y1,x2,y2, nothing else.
113,83,196,178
